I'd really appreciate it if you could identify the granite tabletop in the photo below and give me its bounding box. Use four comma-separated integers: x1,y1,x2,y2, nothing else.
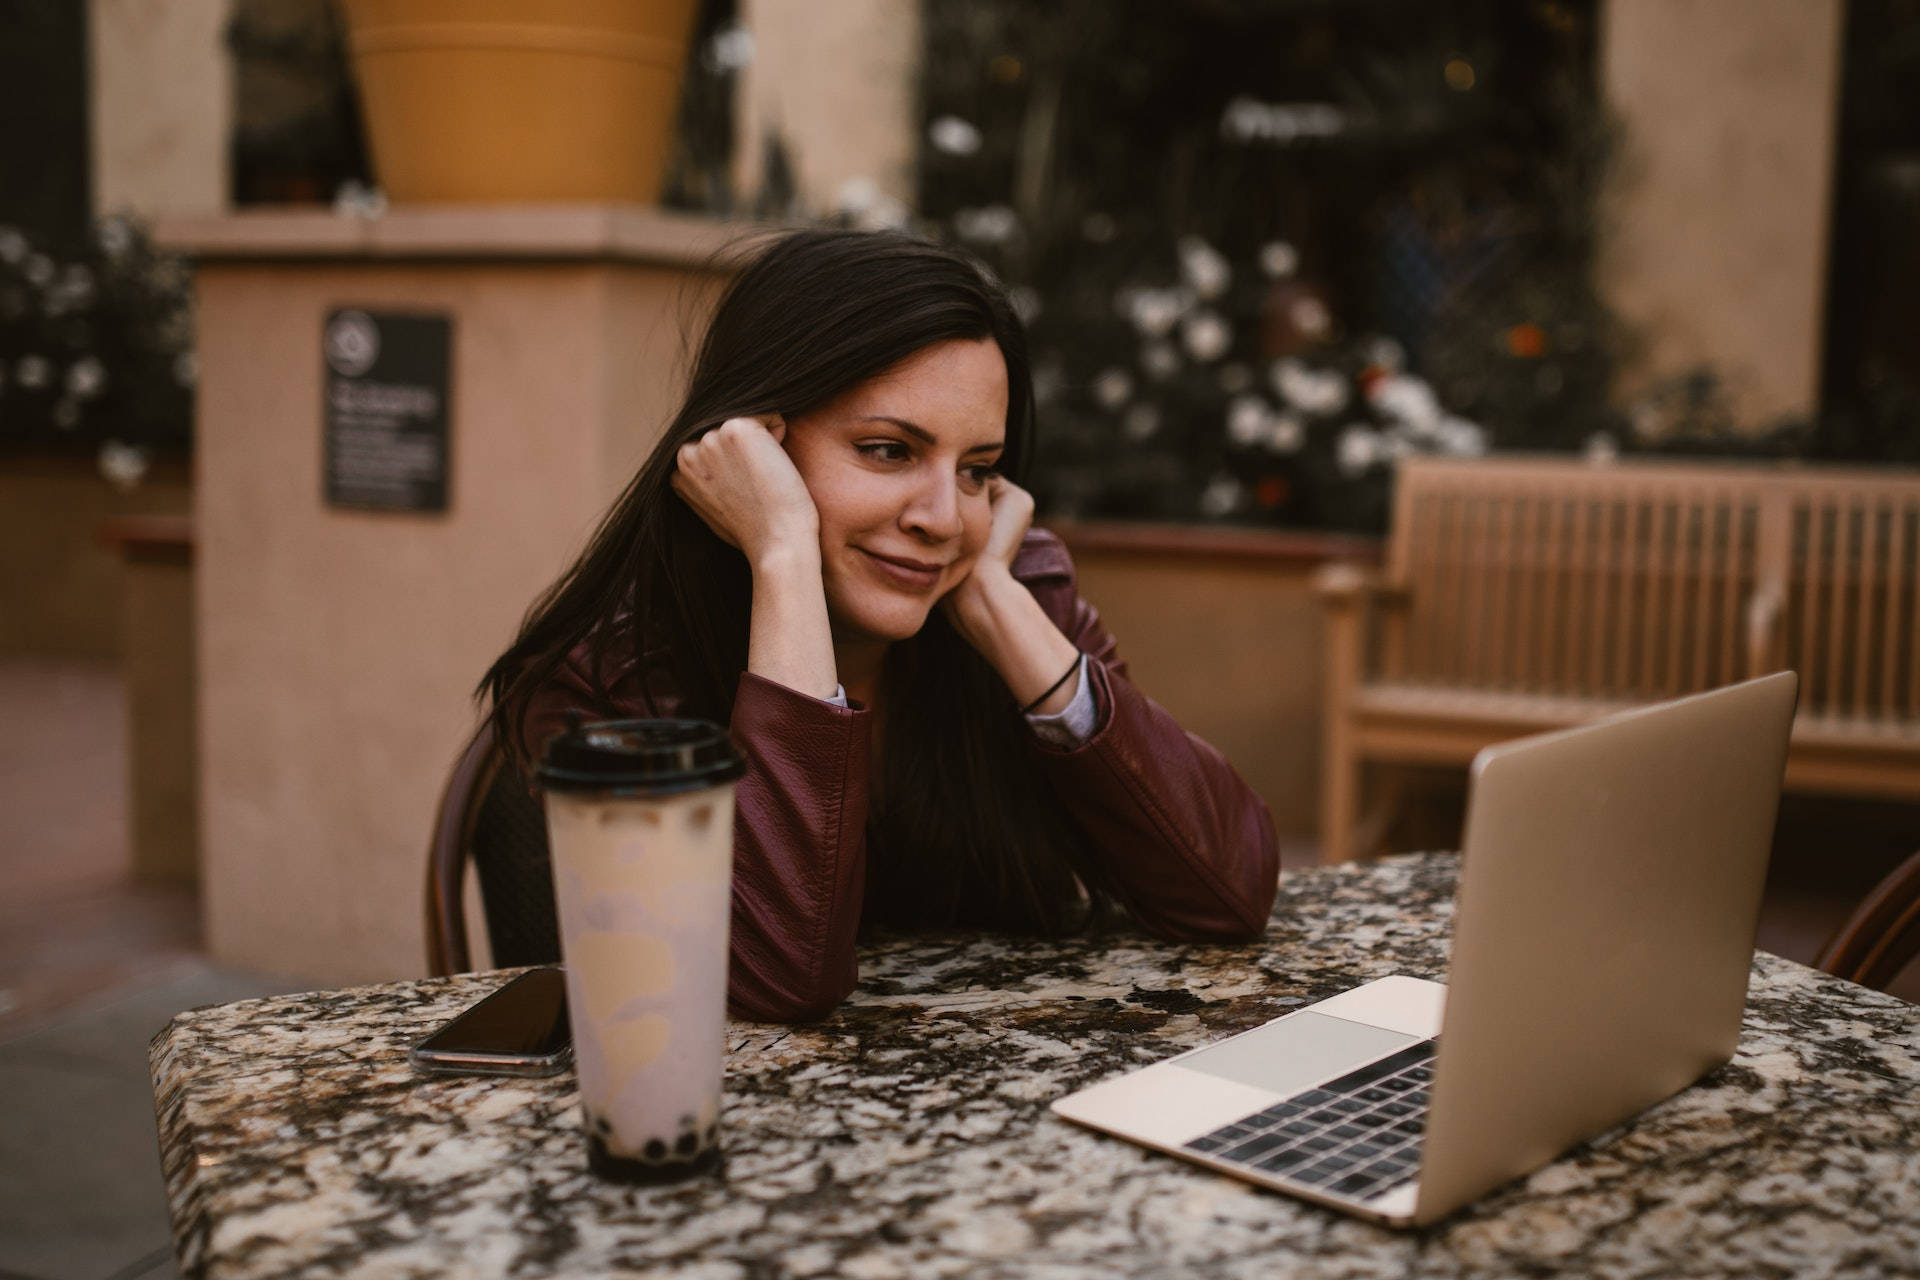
150,853,1920,1278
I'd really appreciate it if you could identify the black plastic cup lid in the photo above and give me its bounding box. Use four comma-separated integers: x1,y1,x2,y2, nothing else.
536,718,745,795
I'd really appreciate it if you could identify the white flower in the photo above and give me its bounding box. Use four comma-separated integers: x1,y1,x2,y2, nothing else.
1091,367,1133,410
0,225,26,265
1141,341,1180,381
1259,241,1299,278
46,264,95,315
1270,358,1348,416
840,178,907,230
1081,212,1117,243
1126,287,1189,339
53,398,80,429
1177,235,1231,300
1584,432,1619,464
331,180,387,219
953,204,1018,245
15,354,50,389
96,215,134,259
1266,412,1306,454
24,253,54,288
1181,311,1232,363
1290,294,1331,340
66,357,105,399
99,440,150,490
1226,395,1272,446
1007,285,1041,326
1363,335,1406,371
1380,427,1417,461
1217,362,1253,394
1199,474,1243,518
173,351,198,387
1436,416,1488,457
705,24,755,72
1122,403,1161,440
1366,373,1442,434
928,115,982,157
1337,425,1383,476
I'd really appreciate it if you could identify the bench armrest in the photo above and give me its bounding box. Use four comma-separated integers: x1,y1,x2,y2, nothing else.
1311,562,1409,609
1745,581,1786,675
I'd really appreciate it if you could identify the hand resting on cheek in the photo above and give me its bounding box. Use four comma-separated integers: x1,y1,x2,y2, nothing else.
670,415,820,566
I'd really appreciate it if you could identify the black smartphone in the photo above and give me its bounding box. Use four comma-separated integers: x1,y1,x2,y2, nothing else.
409,966,573,1076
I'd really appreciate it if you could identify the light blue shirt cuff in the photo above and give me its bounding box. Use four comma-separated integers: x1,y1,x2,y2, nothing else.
824,684,850,708
1025,654,1096,749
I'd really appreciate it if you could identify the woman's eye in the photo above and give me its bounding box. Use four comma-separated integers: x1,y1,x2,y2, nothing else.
855,441,911,463
962,464,1000,489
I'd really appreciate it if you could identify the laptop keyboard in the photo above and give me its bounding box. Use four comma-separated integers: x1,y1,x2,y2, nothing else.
1181,1039,1435,1201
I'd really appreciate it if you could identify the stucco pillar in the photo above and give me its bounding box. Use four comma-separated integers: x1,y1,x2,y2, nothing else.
733,0,920,216
158,206,741,983
1598,0,1845,430
89,0,233,218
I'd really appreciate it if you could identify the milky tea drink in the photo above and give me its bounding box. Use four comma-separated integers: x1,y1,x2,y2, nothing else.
537,720,744,1182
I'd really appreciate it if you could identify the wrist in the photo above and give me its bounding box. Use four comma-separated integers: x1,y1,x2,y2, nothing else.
750,536,820,579
946,561,1019,634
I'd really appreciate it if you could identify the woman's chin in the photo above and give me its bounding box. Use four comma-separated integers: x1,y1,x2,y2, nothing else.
830,599,938,646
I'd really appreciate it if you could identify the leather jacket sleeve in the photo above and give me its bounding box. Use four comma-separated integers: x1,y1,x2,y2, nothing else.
1012,531,1281,941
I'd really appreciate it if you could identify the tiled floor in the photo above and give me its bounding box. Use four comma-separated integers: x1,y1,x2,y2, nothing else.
0,660,303,1280
0,660,1911,1280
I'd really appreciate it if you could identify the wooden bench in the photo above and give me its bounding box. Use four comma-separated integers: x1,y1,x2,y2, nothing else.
1316,455,1920,862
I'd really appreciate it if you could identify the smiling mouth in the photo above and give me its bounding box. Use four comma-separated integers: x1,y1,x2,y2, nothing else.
858,548,948,589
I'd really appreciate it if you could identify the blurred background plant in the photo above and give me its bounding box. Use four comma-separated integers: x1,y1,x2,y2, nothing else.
902,0,1628,531
0,215,195,488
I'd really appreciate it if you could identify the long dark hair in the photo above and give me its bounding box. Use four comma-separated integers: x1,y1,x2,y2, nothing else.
480,228,1104,935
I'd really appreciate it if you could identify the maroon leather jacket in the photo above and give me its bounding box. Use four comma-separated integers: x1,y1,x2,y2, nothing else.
522,529,1280,1021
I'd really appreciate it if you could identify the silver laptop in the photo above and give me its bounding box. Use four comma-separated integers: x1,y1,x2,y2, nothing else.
1052,672,1798,1228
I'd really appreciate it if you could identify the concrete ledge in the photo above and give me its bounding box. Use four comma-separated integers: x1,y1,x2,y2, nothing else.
1053,519,1380,566
154,204,762,266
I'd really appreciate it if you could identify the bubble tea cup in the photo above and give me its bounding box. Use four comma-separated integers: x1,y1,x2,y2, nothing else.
536,718,745,1182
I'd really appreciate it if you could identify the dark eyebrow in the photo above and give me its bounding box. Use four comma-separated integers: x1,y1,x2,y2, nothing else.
860,415,1003,457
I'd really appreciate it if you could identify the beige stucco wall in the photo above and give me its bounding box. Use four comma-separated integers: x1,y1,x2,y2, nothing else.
1067,550,1327,839
0,456,192,660
734,0,919,215
89,0,232,219
180,214,735,984
1599,0,1844,429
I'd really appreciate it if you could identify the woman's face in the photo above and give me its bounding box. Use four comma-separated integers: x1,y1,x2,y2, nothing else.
782,337,1008,647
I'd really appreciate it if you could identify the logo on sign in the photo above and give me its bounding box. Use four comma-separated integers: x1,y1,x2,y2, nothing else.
324,310,381,377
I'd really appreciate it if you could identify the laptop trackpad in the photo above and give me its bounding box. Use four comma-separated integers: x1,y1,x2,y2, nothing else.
1181,1012,1417,1097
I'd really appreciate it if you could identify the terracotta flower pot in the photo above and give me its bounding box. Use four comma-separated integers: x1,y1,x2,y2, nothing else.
339,0,700,204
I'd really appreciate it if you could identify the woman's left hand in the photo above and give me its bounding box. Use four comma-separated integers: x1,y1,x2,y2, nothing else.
940,476,1082,711
943,476,1033,614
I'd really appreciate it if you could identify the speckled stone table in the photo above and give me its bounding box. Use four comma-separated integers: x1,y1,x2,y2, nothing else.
151,853,1920,1278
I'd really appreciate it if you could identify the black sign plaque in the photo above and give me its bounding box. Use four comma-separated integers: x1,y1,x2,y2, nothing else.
323,309,452,513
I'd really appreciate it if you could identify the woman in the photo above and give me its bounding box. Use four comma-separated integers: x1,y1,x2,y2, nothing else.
482,228,1278,1022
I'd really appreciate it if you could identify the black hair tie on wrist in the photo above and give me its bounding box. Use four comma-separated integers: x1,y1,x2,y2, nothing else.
1021,654,1083,715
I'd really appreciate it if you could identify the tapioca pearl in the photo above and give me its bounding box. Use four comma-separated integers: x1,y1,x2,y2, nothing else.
687,802,715,832
703,1120,719,1147
675,1132,699,1156
644,1138,668,1161
592,1114,613,1136
678,1113,696,1132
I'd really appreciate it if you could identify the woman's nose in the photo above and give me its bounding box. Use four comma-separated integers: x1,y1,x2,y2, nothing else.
902,472,963,542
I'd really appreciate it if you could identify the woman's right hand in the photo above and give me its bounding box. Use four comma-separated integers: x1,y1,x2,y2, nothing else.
671,415,819,567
